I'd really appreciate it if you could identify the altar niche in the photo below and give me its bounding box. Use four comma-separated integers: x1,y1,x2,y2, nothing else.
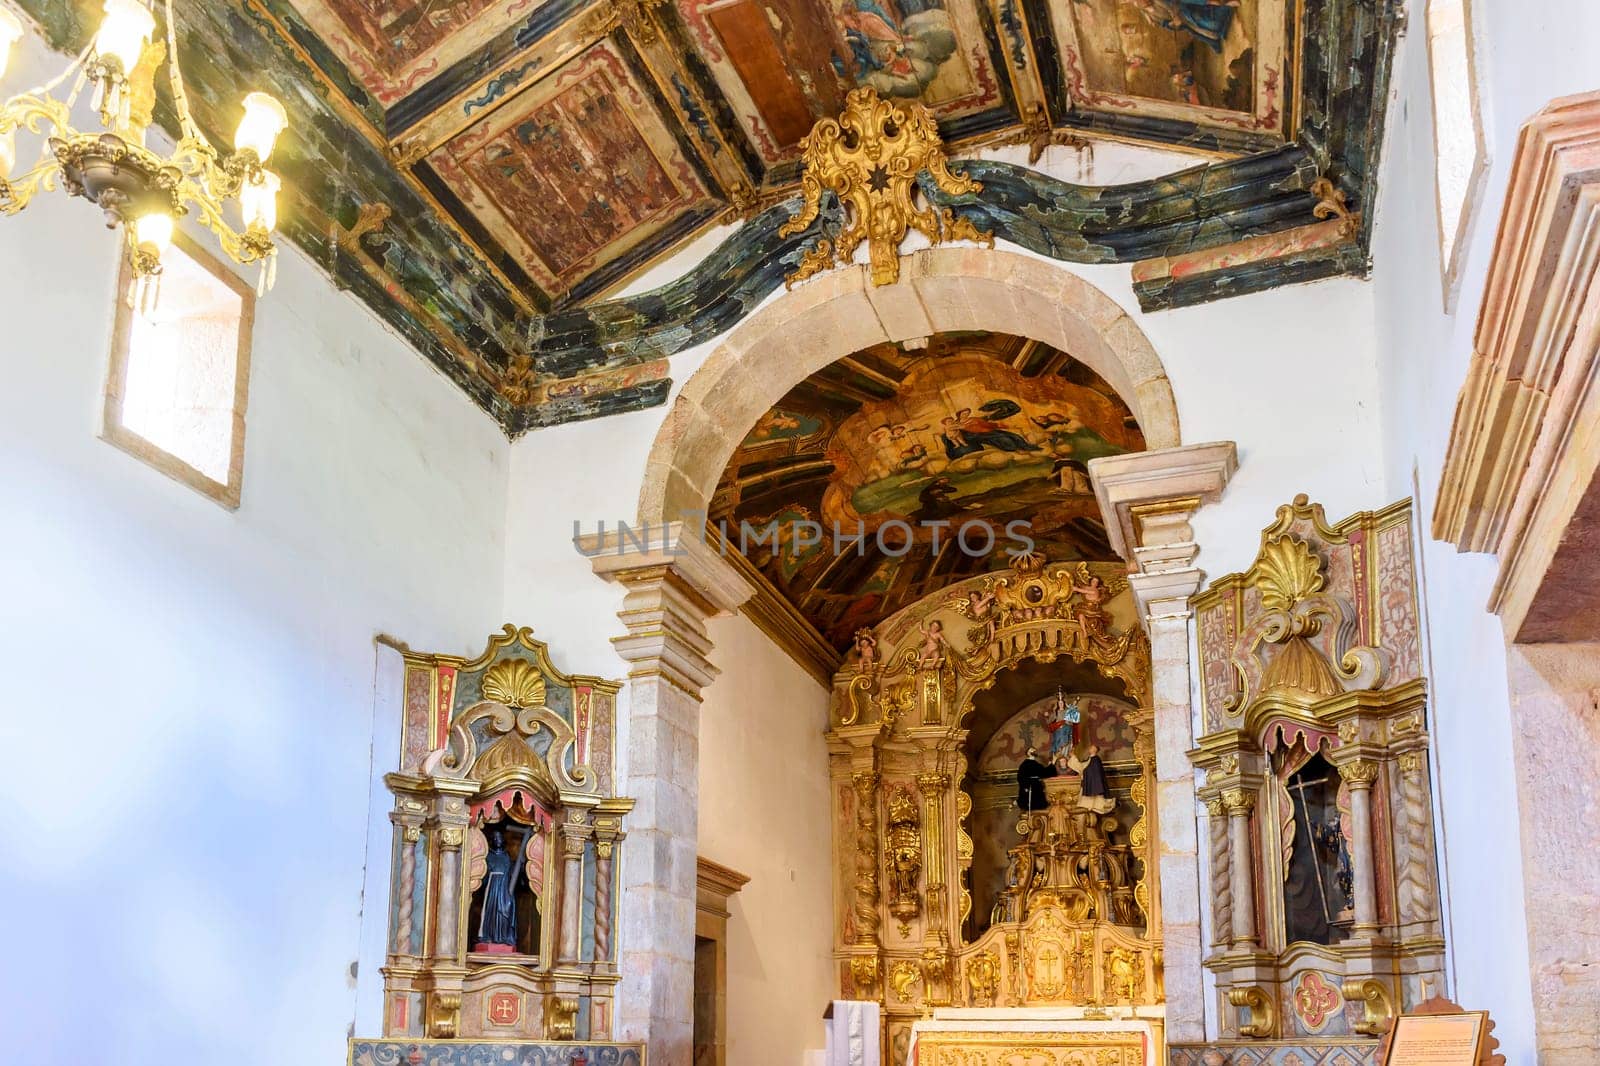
827,554,1162,1064
372,626,633,1046
1189,497,1444,1047
467,804,547,961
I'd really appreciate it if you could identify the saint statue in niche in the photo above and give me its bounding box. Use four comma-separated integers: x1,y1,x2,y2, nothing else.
475,829,520,954
1016,747,1058,813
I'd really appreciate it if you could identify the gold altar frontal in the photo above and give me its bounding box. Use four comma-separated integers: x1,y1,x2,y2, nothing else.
910,1008,1161,1066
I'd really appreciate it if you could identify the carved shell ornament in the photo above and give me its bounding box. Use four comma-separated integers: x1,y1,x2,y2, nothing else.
1238,534,1385,710
482,658,546,708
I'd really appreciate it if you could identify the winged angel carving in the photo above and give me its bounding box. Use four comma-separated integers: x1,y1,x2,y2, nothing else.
780,87,993,288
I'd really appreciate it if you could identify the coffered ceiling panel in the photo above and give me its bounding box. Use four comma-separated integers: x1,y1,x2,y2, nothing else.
423,37,718,296
12,0,1399,432
288,0,544,106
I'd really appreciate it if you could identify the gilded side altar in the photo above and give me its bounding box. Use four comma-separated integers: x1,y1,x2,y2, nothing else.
358,625,640,1056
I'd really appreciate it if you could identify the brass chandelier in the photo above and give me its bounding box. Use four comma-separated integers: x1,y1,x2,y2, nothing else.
0,0,288,307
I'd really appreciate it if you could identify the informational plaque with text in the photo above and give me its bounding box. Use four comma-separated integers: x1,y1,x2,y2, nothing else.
1383,1012,1487,1066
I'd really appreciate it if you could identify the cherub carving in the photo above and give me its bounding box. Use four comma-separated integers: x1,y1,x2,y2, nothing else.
852,628,879,672
946,586,999,646
916,619,948,666
1070,568,1125,649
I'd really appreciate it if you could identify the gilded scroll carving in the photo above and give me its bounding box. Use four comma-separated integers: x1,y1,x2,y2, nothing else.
780,88,992,288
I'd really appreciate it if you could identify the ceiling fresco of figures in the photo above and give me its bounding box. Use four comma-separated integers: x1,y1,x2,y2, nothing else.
711,332,1146,648
1048,0,1289,136
675,0,1007,167
16,0,1398,431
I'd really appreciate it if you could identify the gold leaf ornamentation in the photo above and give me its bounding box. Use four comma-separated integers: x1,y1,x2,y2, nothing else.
1254,535,1325,612
780,88,993,288
482,658,546,708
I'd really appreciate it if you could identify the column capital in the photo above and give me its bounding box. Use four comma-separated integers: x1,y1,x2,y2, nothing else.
1127,567,1207,622
1337,758,1381,788
1088,441,1239,568
581,521,756,697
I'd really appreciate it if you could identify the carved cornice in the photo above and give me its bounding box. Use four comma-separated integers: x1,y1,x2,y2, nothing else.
696,855,751,919
1435,92,1600,636
1088,442,1240,575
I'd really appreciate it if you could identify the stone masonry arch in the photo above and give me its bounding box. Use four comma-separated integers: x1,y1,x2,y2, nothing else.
637,245,1181,528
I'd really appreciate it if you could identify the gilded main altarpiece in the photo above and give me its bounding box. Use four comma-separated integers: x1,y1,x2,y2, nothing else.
350,625,644,1065
828,552,1166,1065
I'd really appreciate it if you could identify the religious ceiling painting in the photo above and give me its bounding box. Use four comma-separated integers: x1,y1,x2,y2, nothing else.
423,39,719,296
675,0,1009,167
15,0,1396,430
711,331,1145,648
285,0,540,107
1044,0,1292,141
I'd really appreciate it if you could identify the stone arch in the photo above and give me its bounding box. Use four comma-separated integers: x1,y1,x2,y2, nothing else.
637,245,1181,527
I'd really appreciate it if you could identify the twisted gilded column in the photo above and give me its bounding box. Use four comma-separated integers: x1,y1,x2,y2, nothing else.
1205,797,1232,950
851,770,882,948
1339,759,1382,937
593,824,620,962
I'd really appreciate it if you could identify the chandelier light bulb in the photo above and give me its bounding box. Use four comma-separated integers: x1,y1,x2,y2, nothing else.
0,127,14,181
0,8,24,82
94,0,155,75
240,169,280,233
234,92,288,163
134,210,174,252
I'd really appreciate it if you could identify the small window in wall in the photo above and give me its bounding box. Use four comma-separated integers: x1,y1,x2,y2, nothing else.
1426,0,1488,308
103,234,254,508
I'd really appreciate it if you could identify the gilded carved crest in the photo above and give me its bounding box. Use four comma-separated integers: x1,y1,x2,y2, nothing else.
781,88,993,288
482,658,547,708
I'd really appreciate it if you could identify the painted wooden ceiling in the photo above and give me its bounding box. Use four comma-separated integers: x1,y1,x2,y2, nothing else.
711,331,1145,648
16,0,1398,431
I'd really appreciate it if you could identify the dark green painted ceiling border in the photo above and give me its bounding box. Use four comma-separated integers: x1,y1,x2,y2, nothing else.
13,0,1400,436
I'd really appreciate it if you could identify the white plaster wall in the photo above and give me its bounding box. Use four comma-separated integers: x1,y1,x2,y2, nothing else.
699,613,834,1064
0,31,509,1060
1362,3,1600,1058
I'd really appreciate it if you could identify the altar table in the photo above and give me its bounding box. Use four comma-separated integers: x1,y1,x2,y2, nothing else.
909,1006,1164,1066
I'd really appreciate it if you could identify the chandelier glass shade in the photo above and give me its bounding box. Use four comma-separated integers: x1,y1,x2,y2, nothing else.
0,0,289,307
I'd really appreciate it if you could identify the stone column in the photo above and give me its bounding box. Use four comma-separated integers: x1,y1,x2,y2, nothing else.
1221,788,1259,947
585,523,755,1066
559,817,594,964
1089,442,1237,1043
1338,759,1382,937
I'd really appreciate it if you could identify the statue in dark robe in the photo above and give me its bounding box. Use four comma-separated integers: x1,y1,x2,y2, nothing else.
475,830,519,953
1080,745,1109,799
1017,748,1058,812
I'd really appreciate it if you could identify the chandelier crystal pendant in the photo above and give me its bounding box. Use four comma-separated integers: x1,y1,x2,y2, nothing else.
0,0,289,308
